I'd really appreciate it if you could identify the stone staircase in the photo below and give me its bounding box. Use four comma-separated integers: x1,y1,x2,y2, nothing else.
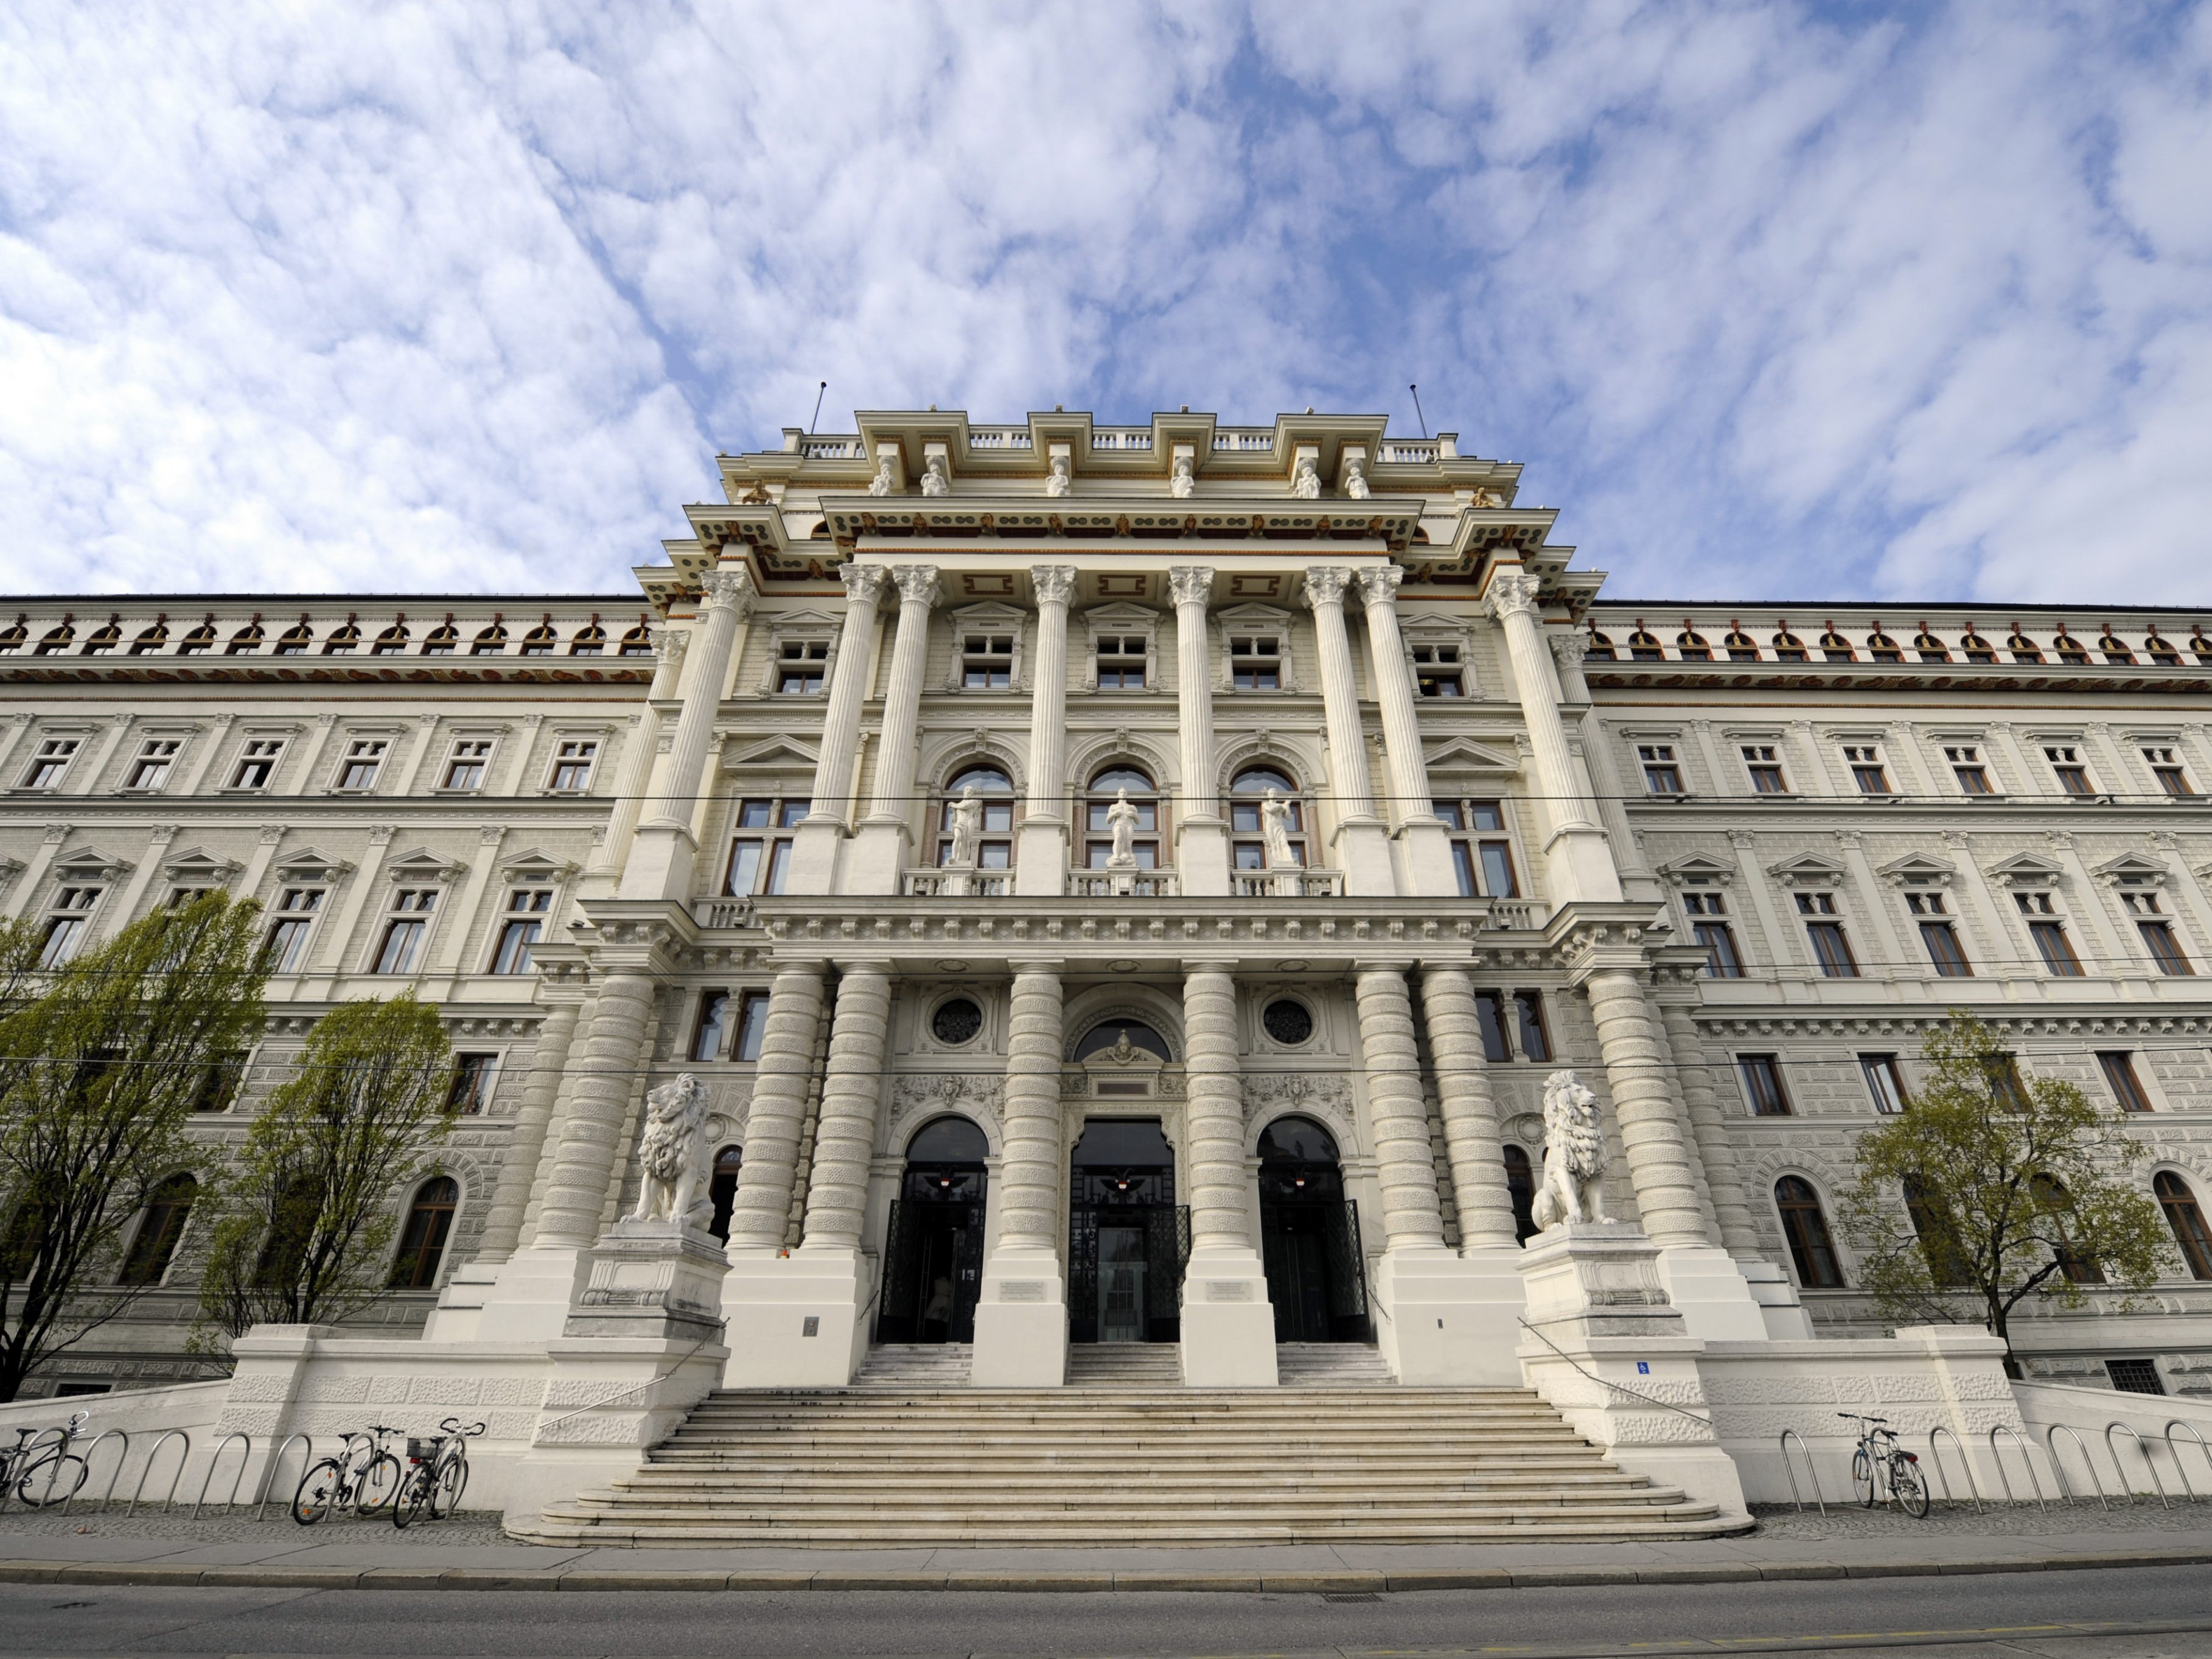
518,1349,1740,1546
851,1344,974,1388
1275,1341,1396,1385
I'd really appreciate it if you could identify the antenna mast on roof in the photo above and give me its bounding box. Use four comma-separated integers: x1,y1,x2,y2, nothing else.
809,382,828,433
1408,383,1428,440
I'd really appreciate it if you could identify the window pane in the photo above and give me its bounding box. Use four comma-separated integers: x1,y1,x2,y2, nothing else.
1450,842,1476,898
763,839,793,895
1513,993,1551,1063
726,840,764,895
692,991,731,1062
735,992,772,1061
1473,991,1512,1063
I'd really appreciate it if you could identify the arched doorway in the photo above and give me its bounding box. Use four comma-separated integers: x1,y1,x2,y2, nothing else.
707,1145,743,1243
1257,1117,1371,1343
876,1117,987,1344
1069,1117,1185,1344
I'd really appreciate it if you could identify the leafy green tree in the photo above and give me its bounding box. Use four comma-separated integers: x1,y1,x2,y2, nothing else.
0,894,267,1401
1840,1013,2171,1372
196,996,458,1344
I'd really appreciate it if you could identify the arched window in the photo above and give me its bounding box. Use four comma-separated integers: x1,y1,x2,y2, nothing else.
1676,626,1711,662
1257,1114,1341,1193
176,615,218,655
907,1114,989,1172
2051,627,2089,664
1086,764,1161,869
1774,1177,1842,1288
2190,627,2212,666
2144,629,2181,666
322,617,361,655
1902,1174,1969,1287
254,1177,319,1287
1502,1145,1539,1243
1229,766,1305,870
274,618,314,657
1584,630,1616,660
226,617,264,655
420,616,460,655
118,1175,197,1285
1866,626,1903,662
2156,1172,2212,1281
131,619,169,656
1818,624,1855,663
618,618,654,657
81,615,122,655
389,1176,459,1289
371,620,409,655
1912,626,1950,663
570,619,607,656
1074,1021,1173,1062
1627,624,1664,662
1958,628,1997,664
2007,625,2044,664
1723,623,1760,662
35,619,75,655
1771,625,1807,663
937,764,1016,868
708,1145,743,1243
471,620,508,656
520,617,560,657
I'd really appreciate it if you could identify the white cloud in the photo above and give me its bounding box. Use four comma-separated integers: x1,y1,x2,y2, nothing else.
1,1,2207,604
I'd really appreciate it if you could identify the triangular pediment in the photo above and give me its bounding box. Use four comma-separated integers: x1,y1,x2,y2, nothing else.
764,604,840,630
272,845,354,880
1767,852,1846,887
1657,853,1737,885
722,736,819,769
497,847,579,878
944,600,1027,627
1986,851,2065,887
1216,601,1295,626
52,844,133,878
1877,851,1956,885
161,844,242,878
1082,601,1162,629
1425,736,1521,773
2094,851,2170,885
384,847,469,882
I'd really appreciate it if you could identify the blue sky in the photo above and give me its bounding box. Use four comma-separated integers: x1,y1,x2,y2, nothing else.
3,1,2208,604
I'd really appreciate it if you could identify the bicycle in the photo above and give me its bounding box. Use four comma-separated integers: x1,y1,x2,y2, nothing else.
0,1411,89,1510
393,1418,484,1529
290,1424,404,1525
1839,1411,1930,1517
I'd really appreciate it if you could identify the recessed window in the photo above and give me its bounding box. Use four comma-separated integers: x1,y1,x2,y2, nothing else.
389,1177,459,1288
1638,744,1683,795
1434,800,1516,898
961,633,1014,689
1229,634,1282,691
372,889,438,975
1411,641,1462,697
2156,1172,2212,1281
336,738,387,791
938,766,1016,868
1774,1177,1841,1287
1512,992,1552,1064
1912,626,1950,664
776,638,829,693
2022,906,2083,976
1262,1000,1314,1046
226,618,265,655
1945,746,1994,795
491,887,551,975
2008,627,2044,665
1677,627,1712,662
726,797,809,895
260,888,323,974
1086,765,1161,869
569,621,606,656
618,621,654,657
1866,627,1903,663
126,738,183,791
1230,766,1305,870
734,991,772,1060
1682,890,1743,977
117,1175,198,1286
932,998,983,1045
1741,746,1788,794
2098,1051,2152,1113
2044,746,2095,797
1723,626,1759,662
229,738,285,791
1739,1055,1791,1116
38,886,102,968
1772,627,1808,663
548,739,596,792
442,739,494,791
1860,1054,1907,1115
1843,744,1891,795
1796,892,1859,977
1907,891,1972,976
471,621,508,656
273,620,313,656
1096,634,1146,689
371,621,410,655
519,620,559,656
1473,991,1512,1062
691,990,731,1062
20,738,79,790
190,1051,248,1113
421,618,459,655
446,1054,497,1114
321,619,360,655
2145,747,2194,798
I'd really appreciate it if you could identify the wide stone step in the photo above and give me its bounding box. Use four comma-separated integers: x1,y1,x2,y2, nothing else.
613,1468,1662,1495
517,1512,1731,1546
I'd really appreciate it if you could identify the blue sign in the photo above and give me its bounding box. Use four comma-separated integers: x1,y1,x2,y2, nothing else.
1636,1361,1650,1375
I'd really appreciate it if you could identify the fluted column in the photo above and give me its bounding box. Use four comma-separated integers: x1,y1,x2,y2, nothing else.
1355,968,1450,1251
972,960,1069,1385
1656,993,1760,1257
1167,566,1229,895
1357,566,1459,895
788,564,890,895
1303,566,1394,896
1580,966,1712,1248
473,995,583,1263
723,964,829,1252
1178,965,1275,1383
848,567,940,894
1015,567,1075,896
531,969,660,1249
1417,966,1518,1251
619,565,753,901
797,964,893,1251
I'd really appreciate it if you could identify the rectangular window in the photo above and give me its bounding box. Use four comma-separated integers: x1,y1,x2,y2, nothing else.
1919,921,1972,977
1981,1053,2028,1108
1945,746,1994,795
1860,1053,1908,1115
38,887,102,967
229,738,285,790
2045,745,2095,796
1740,746,1788,794
336,738,386,791
2098,1051,2152,1113
126,738,183,791
776,638,829,693
961,634,1014,690
1683,890,1743,977
372,889,436,974
690,990,731,1063
725,798,808,896
2028,920,2083,976
1843,744,1892,795
548,739,596,792
1434,800,1516,898
734,991,772,1061
2145,747,2194,798
1638,744,1683,795
1512,992,1552,1064
1097,634,1146,689
1229,635,1280,690
441,739,493,791
490,888,552,974
2140,920,2194,976
192,1051,249,1114
20,738,79,789
1448,840,1476,898
1473,991,1512,1063
1411,642,1463,697
446,1053,497,1114
1806,920,1859,977
2107,1358,2165,1397
260,888,324,973
1739,1054,1791,1116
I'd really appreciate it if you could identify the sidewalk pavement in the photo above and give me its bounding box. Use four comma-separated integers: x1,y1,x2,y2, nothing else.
5,1519,2212,1592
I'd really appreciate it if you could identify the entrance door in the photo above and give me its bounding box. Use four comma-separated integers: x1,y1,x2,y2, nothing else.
1068,1118,1188,1343
1256,1116,1372,1343
875,1116,988,1344
1098,1225,1148,1341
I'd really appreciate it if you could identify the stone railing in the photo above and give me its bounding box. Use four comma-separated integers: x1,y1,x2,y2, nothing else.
968,427,1033,449
1230,869,1345,898
1485,898,1546,931
1212,428,1274,452
693,896,750,929
1380,441,1439,463
800,437,866,459
902,868,1013,898
1066,870,1181,898
1091,428,1152,451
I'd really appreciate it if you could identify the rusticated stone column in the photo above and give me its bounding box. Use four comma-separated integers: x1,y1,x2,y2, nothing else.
1656,994,1760,1257
1355,966,1448,1249
1417,965,1518,1251
724,963,829,1252
996,963,1066,1252
473,996,582,1264
1181,967,1250,1251
531,969,658,1249
797,963,894,1250
1581,967,1712,1249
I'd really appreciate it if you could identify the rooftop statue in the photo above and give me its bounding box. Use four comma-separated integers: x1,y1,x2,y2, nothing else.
867,454,896,496
1291,456,1322,499
1045,455,1072,497
920,455,951,497
1341,456,1370,500
1170,454,1195,498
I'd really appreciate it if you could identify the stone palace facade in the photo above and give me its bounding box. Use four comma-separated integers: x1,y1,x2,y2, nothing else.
8,406,2212,1403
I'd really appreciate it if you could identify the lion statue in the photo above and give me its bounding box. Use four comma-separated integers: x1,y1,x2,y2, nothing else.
1530,1069,1609,1231
629,1072,711,1228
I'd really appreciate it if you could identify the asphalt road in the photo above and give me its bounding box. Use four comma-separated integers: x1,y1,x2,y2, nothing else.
5,1565,2212,1658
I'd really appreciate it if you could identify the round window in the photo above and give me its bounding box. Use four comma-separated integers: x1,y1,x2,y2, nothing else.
1262,999,1314,1046
931,998,983,1046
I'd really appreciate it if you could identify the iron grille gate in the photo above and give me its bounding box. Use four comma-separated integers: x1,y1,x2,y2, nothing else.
1260,1198,1372,1343
876,1198,985,1343
1068,1204,1189,1344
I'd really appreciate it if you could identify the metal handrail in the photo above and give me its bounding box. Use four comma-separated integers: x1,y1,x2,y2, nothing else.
253,1433,313,1520
125,1430,190,1516
2045,1423,2111,1510
190,1433,253,1519
536,1319,728,1434
2107,1422,2171,1509
1925,1425,1982,1512
1778,1428,1826,1515
2165,1420,2212,1501
60,1430,128,1515
1987,1425,2048,1509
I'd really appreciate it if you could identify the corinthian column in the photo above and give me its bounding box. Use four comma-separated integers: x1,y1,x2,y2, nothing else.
848,567,940,894
1303,567,1395,896
619,565,753,901
1167,566,1229,895
1484,567,1622,904
1015,567,1075,896
1357,567,1458,895
972,960,1069,1385
787,564,890,896
1179,966,1276,1385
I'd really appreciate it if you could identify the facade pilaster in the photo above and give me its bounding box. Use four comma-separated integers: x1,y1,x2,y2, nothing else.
1014,567,1075,895
582,627,688,898
788,564,890,896
1356,567,1456,895
972,960,1069,1384
848,567,941,894
1168,567,1229,895
1178,966,1276,1384
1303,567,1394,896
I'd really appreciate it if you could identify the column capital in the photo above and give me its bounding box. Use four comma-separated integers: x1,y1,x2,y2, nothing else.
1354,565,1403,607
1302,565,1353,609
1167,565,1215,609
839,562,891,606
1483,567,1541,621
1549,629,1588,668
1006,955,1065,977
699,565,756,615
1029,565,1076,607
891,564,942,608
830,956,896,979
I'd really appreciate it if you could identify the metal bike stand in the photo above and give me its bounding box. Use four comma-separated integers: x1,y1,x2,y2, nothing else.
59,1430,128,1515
2163,1420,2212,1501
1778,1428,1826,1515
2106,1421,2171,1509
254,1434,315,1520
2045,1423,2111,1510
1987,1425,2048,1509
190,1433,254,1520
125,1430,191,1517
1925,1425,1982,1513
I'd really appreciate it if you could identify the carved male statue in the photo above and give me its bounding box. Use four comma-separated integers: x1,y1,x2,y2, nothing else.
1530,1069,1610,1231
1341,456,1370,499
1106,787,1140,866
920,455,950,497
946,784,983,865
1260,788,1296,868
1290,455,1322,499
867,454,896,496
1169,454,1195,498
1473,487,1504,509
629,1073,712,1228
1045,455,1072,497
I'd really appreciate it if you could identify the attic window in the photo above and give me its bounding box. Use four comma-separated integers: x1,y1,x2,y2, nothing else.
82,616,122,655
2007,627,2043,664
1959,629,1997,663
1627,624,1664,661
274,619,314,657
1584,630,1616,660
372,621,410,655
619,621,654,657
1866,628,1902,662
35,620,75,655
1913,627,1949,663
520,618,559,657
1723,626,1760,662
570,620,607,656
0,616,26,653
2098,629,2136,666
2052,630,2090,665
471,621,508,656
176,616,216,655
2144,630,2180,665
1818,626,1854,663
1676,628,1711,662
1771,626,1807,663
130,620,169,655
323,618,361,655
226,620,264,655
421,618,459,656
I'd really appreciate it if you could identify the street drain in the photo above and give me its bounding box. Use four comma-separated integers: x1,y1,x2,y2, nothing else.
1323,1592,1383,1603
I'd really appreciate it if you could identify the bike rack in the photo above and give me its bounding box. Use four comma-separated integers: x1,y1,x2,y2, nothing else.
1987,1425,2048,1510
253,1433,313,1520
60,1430,130,1514
190,1433,253,1519
125,1430,190,1517
1925,1426,1982,1513
2106,1422,2171,1509
2164,1420,2212,1501
1778,1428,1826,1515
2045,1423,2111,1510
9,1425,79,1509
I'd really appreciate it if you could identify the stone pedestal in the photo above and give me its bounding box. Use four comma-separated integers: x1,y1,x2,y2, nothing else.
1373,1245,1527,1385
1333,817,1397,896
971,1243,1068,1386
1740,1259,1815,1339
843,816,910,895
467,1242,596,1343
564,1220,730,1344
1176,817,1230,896
715,1245,872,1388
1393,816,1462,898
1013,817,1069,895
1179,1248,1279,1386
1516,1220,1747,1521
784,814,847,896
1655,1243,1772,1343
